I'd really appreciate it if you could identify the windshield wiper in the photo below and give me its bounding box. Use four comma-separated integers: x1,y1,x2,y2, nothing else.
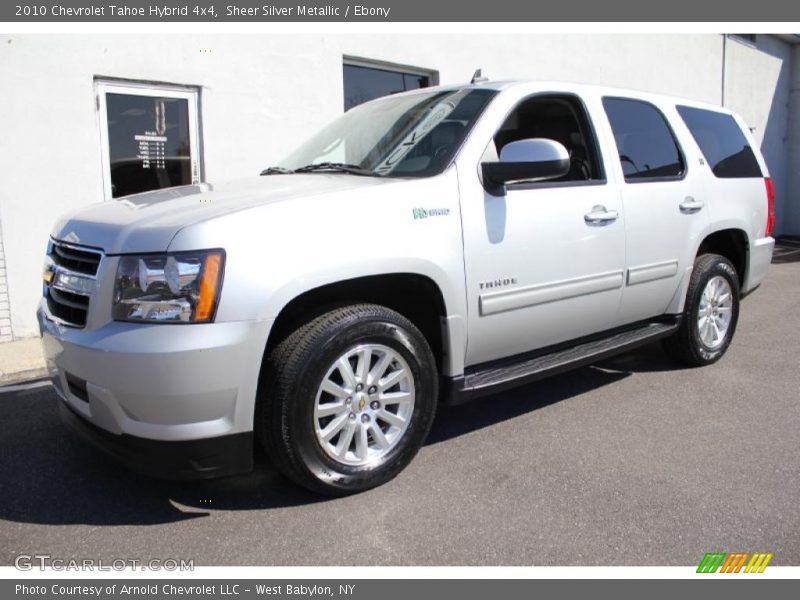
293,162,377,176
260,162,378,177
260,166,294,175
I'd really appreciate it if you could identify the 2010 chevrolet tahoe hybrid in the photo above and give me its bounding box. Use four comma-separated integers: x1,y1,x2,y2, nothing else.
39,81,775,495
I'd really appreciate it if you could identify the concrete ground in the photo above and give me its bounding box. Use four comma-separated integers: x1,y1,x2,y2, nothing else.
1,259,798,566
0,337,46,385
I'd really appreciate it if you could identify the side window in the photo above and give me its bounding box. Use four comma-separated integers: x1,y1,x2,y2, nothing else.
490,95,604,183
676,105,762,178
602,97,685,181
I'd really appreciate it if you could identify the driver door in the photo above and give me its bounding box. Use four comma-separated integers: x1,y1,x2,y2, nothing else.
459,92,626,366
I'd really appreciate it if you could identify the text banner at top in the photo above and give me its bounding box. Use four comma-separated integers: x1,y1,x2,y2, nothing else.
3,0,800,22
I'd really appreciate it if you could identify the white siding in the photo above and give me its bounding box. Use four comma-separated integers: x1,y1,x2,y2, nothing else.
0,221,11,342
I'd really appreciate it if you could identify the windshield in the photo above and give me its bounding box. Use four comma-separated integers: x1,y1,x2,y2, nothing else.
274,88,496,178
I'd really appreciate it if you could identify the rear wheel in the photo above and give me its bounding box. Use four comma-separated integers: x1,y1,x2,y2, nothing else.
664,253,740,366
258,304,438,496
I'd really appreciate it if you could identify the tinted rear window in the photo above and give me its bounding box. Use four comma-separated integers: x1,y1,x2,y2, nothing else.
677,105,762,178
603,97,685,181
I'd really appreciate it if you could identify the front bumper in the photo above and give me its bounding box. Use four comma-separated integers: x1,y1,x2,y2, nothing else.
38,305,271,479
58,400,253,479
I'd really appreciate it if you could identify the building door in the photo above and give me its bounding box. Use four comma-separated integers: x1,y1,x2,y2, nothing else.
96,80,201,200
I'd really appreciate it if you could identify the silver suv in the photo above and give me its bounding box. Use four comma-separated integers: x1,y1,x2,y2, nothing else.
39,81,775,495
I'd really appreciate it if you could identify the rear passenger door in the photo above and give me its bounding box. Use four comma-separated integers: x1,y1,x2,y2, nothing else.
601,97,711,323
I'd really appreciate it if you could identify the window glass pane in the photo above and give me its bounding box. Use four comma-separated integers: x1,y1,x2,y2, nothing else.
492,95,604,182
280,89,496,178
677,105,762,178
105,93,193,198
729,34,757,44
343,64,430,111
403,72,429,91
603,97,684,180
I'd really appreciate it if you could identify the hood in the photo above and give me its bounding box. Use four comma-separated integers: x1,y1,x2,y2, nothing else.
51,174,393,254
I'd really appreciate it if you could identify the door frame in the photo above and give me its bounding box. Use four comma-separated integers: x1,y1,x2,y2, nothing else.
94,78,202,201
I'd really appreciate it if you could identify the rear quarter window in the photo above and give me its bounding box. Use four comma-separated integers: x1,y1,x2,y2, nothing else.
676,105,763,178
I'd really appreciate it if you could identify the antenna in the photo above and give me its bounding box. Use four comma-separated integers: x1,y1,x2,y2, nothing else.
470,69,488,84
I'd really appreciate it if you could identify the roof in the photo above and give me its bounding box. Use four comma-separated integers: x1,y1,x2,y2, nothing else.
409,79,735,114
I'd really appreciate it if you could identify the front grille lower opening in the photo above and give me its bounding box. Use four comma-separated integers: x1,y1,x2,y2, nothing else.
46,287,89,327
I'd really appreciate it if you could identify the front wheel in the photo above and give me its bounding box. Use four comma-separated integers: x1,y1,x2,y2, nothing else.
258,304,438,496
664,253,740,366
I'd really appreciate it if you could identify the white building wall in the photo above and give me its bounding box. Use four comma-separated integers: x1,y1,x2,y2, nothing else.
0,220,11,342
0,33,794,339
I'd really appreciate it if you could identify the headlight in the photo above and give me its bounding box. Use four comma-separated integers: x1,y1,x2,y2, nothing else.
112,250,224,323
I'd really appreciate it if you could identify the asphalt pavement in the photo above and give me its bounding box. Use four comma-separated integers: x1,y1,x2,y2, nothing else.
1,260,798,566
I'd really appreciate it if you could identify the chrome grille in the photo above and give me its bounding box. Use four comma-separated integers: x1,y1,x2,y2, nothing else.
44,241,103,328
50,242,102,276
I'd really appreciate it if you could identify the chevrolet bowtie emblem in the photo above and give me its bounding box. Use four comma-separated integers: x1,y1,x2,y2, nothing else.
43,269,54,284
358,397,366,411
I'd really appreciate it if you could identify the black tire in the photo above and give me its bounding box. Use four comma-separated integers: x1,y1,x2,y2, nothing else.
663,253,740,366
257,304,438,496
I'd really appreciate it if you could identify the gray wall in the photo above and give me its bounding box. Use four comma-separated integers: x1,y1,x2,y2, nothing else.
0,34,796,339
787,45,800,236
724,35,794,236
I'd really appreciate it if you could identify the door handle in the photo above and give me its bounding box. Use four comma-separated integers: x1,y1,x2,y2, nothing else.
679,196,705,214
584,205,619,226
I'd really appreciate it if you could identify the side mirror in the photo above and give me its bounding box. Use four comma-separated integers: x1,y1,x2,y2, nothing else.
481,138,570,195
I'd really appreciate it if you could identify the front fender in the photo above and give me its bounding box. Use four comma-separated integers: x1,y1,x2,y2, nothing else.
167,170,468,374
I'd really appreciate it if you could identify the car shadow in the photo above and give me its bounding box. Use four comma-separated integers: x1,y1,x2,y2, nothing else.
595,339,687,374
0,343,681,526
0,386,323,527
429,341,680,445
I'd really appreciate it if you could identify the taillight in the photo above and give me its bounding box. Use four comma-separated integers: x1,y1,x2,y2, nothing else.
764,177,775,237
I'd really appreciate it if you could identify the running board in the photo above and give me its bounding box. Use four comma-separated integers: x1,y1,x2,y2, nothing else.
443,319,680,405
